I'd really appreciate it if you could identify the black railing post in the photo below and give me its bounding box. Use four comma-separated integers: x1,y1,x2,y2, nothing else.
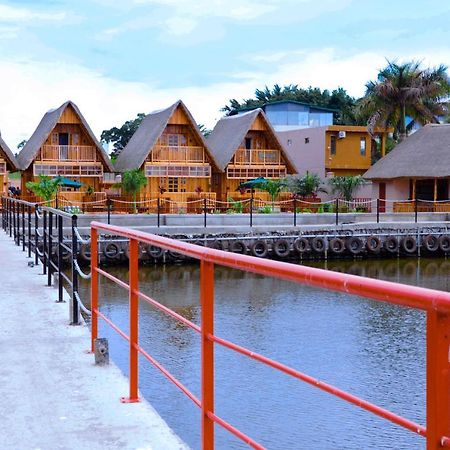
21,202,26,252
27,204,32,258
57,214,64,303
157,198,161,228
8,198,12,237
16,200,20,246
34,205,39,266
47,210,53,287
415,198,418,223
335,198,339,226
250,196,253,228
12,199,17,243
1,197,4,231
71,215,80,325
203,197,207,228
376,198,380,224
43,210,47,275
107,198,111,225
293,197,297,227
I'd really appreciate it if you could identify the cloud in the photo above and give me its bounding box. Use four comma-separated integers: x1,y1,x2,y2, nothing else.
0,3,67,23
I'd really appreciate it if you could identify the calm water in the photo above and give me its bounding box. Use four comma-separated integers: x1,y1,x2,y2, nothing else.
76,257,450,450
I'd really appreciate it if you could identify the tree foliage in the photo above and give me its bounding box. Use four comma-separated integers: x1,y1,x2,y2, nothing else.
120,169,147,213
358,60,450,141
26,175,62,205
283,173,327,198
328,176,366,202
222,84,362,125
101,113,146,158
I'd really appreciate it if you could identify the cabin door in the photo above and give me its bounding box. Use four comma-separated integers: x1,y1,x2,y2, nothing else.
379,182,386,213
59,133,69,160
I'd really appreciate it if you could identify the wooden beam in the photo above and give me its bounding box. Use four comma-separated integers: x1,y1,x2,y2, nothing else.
381,133,386,158
412,179,416,200
434,178,438,202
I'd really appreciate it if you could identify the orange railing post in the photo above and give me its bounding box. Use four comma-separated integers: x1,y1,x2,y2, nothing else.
122,238,140,403
90,227,98,353
201,260,215,449
426,310,450,449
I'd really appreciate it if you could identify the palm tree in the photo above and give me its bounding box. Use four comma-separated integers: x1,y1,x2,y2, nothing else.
359,61,450,141
283,173,327,198
328,176,366,202
26,175,62,206
121,169,147,214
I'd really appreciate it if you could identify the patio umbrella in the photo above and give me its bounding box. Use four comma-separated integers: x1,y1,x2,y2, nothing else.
237,177,268,190
53,176,83,189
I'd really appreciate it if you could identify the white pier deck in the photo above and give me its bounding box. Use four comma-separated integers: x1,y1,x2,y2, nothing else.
0,231,188,450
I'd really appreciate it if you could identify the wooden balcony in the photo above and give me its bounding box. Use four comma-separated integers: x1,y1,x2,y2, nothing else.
149,146,205,163
41,145,97,162
232,149,281,165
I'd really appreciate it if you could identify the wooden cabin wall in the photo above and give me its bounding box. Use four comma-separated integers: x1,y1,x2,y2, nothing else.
145,176,211,195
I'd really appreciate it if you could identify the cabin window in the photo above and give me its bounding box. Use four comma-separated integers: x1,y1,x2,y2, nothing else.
330,136,336,155
167,134,187,147
168,177,179,192
360,137,366,156
72,133,79,145
145,164,211,177
245,138,252,150
0,162,6,174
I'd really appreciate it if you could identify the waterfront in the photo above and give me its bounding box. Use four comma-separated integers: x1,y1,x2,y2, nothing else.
76,257,450,449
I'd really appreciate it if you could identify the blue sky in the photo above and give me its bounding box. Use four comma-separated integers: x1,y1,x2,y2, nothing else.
1,0,450,148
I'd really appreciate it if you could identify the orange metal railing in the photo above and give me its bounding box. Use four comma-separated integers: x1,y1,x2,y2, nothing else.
90,221,450,450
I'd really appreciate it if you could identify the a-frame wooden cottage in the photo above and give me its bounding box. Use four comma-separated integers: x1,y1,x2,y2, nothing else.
17,101,113,200
0,133,19,195
114,100,219,206
207,109,296,201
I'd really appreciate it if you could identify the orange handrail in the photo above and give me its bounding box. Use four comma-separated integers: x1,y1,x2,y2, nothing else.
90,221,450,450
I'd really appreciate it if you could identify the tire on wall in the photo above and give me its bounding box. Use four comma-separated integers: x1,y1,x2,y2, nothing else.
293,237,310,254
79,243,91,261
272,239,291,258
384,236,399,253
423,234,439,252
230,240,247,254
401,236,417,254
366,235,382,253
250,240,269,258
146,244,164,259
328,237,345,254
438,235,450,252
311,237,326,253
103,242,121,260
346,236,364,255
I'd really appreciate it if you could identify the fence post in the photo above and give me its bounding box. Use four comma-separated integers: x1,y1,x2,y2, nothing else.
203,197,207,228
293,197,297,227
71,215,80,325
200,260,215,449
376,198,380,224
122,237,140,403
34,205,39,266
16,200,20,246
107,198,112,225
21,202,26,252
335,198,339,226
27,204,32,258
250,196,253,228
415,198,418,223
12,199,16,243
57,214,64,303
157,198,160,228
47,210,53,287
9,198,12,237
43,210,47,275
90,226,98,352
426,310,450,449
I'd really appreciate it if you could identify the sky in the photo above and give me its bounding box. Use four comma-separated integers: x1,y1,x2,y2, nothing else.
1,0,450,149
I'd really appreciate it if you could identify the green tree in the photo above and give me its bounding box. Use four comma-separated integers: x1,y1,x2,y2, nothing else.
198,124,212,137
26,175,62,205
101,113,146,158
328,176,366,202
359,60,450,141
120,169,147,214
17,139,27,150
254,179,285,211
283,173,327,198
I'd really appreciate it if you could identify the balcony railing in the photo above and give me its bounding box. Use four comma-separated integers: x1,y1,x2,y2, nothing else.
41,145,97,162
148,146,205,163
233,149,281,165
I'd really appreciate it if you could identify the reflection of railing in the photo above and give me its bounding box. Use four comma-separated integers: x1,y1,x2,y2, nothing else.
233,149,281,165
41,145,96,161
90,220,450,449
149,145,205,163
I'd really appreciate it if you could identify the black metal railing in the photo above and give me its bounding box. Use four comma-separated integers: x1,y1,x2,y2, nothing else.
1,196,92,325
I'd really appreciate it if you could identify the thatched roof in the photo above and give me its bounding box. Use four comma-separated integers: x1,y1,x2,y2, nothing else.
207,109,296,172
364,124,450,180
17,101,113,172
114,100,219,172
0,134,19,171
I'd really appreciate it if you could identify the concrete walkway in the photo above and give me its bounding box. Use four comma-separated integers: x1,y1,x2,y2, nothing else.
0,231,188,450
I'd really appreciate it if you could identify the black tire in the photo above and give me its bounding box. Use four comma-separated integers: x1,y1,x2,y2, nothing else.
193,240,205,247
103,242,120,260
366,235,382,253
79,242,91,261
230,240,247,254
346,236,364,254
273,239,290,258
439,235,450,252
401,236,417,254
384,236,399,253
167,250,185,261
311,237,326,253
293,237,310,253
329,237,345,254
207,240,223,250
147,244,164,259
250,240,269,258
423,234,439,252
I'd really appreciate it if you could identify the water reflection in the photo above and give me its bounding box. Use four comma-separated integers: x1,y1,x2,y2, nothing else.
76,257,450,449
